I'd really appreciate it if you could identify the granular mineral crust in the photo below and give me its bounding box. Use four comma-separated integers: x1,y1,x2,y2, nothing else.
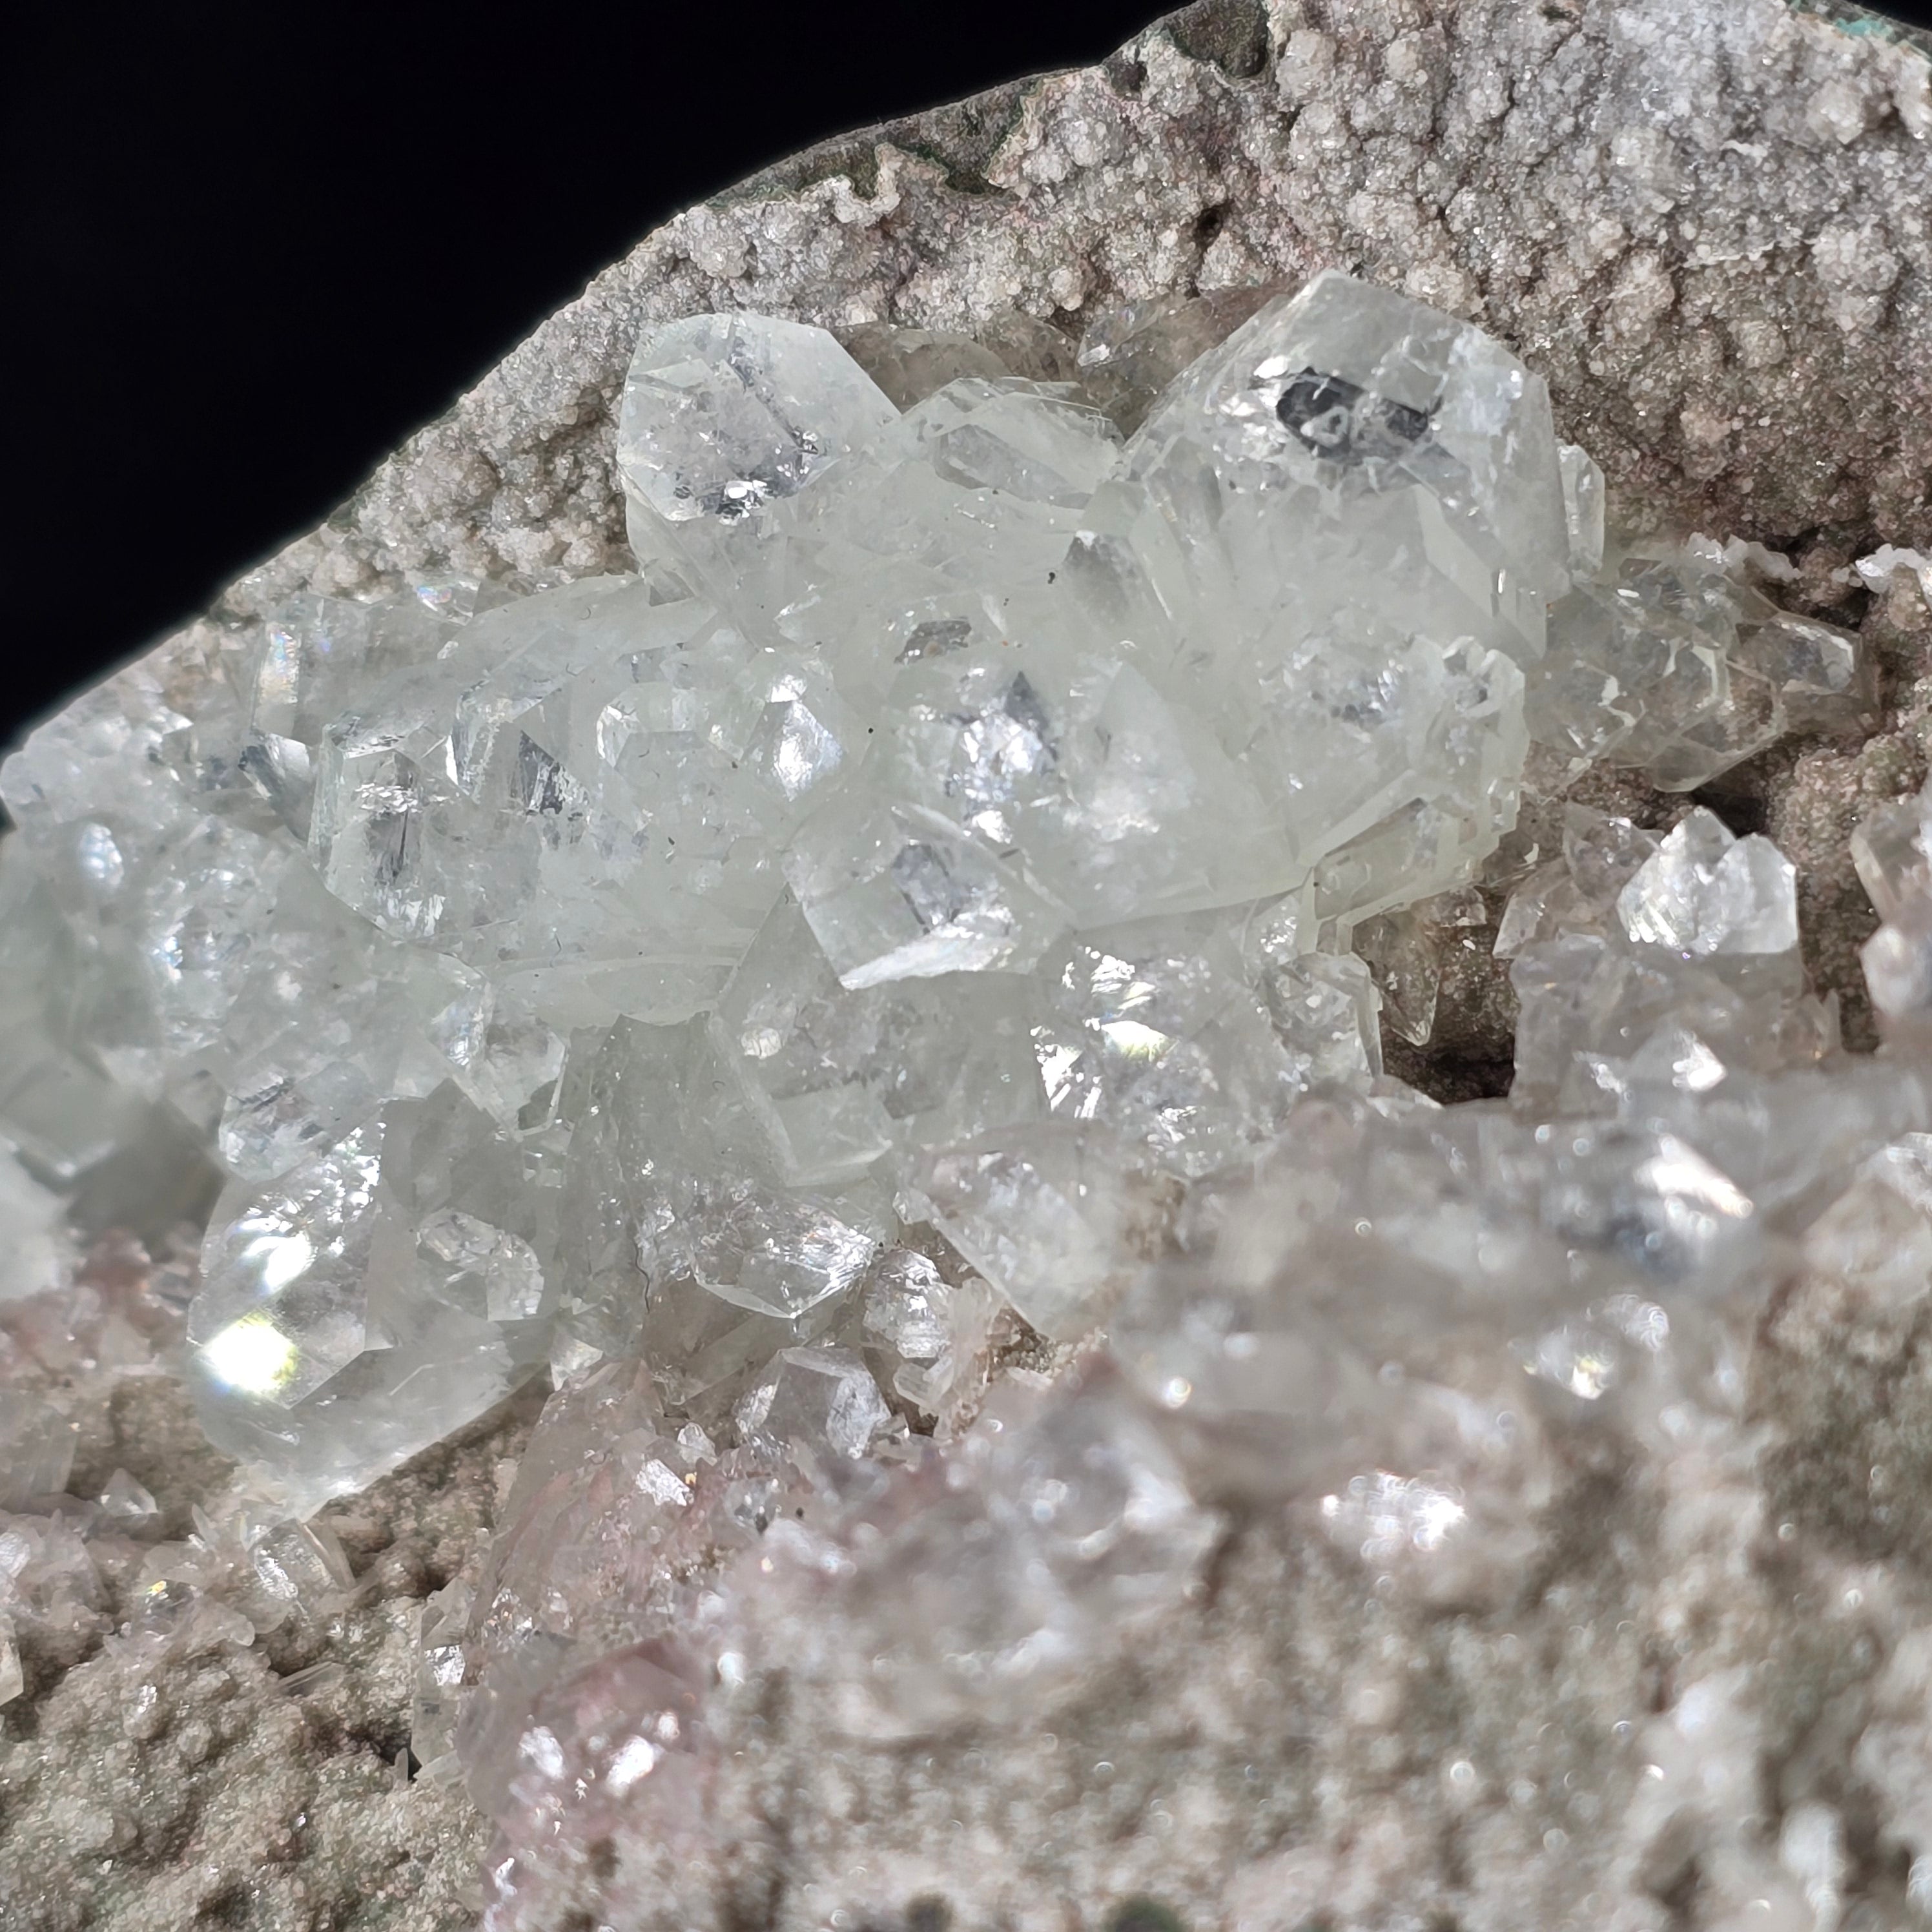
1,3,1929,1930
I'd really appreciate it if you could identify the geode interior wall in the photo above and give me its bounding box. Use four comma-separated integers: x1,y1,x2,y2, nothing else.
1,3,1929,1931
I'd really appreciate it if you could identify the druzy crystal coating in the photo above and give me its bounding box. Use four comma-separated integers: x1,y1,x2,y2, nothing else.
1,270,1592,1506
0,270,1904,1926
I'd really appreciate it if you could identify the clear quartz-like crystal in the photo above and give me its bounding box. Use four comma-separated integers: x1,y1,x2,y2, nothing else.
860,1248,951,1360
838,324,1011,411
1557,440,1606,578
617,313,897,524
185,1082,555,1512
4,270,1907,1908
1616,809,1799,956
735,1346,896,1462
411,1576,473,1775
1074,286,1282,433
1032,912,1326,1175
0,1392,78,1507
1525,539,1864,797
1851,794,1931,923
905,1122,1157,1342
0,276,1852,1509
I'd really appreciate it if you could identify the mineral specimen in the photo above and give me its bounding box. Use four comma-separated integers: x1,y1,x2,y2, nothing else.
4,269,1586,1508
4,255,1925,1931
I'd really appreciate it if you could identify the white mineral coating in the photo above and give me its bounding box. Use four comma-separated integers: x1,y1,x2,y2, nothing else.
3,1,1932,1928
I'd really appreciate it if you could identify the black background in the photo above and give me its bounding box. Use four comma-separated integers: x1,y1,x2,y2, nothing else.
4,1,1166,748
8,0,1931,749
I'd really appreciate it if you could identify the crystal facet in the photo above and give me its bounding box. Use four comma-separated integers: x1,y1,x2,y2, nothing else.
0,267,1902,1926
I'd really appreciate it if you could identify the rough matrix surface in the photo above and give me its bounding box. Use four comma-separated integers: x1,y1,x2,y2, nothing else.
3,0,1929,1926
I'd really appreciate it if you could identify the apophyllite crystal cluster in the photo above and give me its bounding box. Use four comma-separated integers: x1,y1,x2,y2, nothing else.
3,269,1927,1925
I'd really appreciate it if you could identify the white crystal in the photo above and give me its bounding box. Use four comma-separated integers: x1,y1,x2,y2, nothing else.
785,794,1067,989
1129,269,1570,637
905,1122,1154,1342
1616,809,1799,956
97,1469,159,1523
411,1576,473,1772
1864,898,1932,1023
861,1248,1002,1415
551,1014,889,1401
737,1346,895,1462
1523,539,1844,794
617,313,896,524
185,1082,553,1512
0,275,1858,1598
1033,914,1322,1175
1074,287,1279,433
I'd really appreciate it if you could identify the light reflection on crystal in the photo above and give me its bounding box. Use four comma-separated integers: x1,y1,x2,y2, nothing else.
0,269,1906,1925
200,1313,301,1395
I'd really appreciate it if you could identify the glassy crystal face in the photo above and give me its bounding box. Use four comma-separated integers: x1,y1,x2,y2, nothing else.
0,267,1891,1912
1526,538,1862,792
617,312,898,524
1125,271,1567,654
1033,913,1338,1177
1858,783,1932,1036
1615,809,1798,957
184,1081,554,1512
0,253,1918,1932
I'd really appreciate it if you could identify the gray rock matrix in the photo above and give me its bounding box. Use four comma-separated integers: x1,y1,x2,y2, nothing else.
2,1,1928,1927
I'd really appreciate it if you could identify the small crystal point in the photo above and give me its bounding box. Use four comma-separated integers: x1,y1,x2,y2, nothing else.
617,313,896,526
1617,810,1799,956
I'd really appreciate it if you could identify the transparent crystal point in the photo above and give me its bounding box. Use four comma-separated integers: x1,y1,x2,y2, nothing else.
617,313,896,526
0,265,1881,1796
785,794,1067,989
903,1120,1155,1342
551,1014,888,1399
1851,796,1931,923
185,1082,553,1512
1617,810,1799,956
713,892,1043,1186
737,1346,896,1463
1128,267,1572,648
1033,914,1310,1176
1074,285,1281,434
837,323,1009,411
0,1390,79,1506
1557,441,1606,579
